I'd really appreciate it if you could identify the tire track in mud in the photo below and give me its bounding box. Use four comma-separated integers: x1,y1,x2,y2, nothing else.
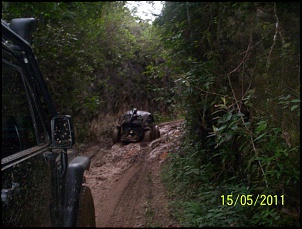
82,119,184,227
107,158,149,227
97,152,149,227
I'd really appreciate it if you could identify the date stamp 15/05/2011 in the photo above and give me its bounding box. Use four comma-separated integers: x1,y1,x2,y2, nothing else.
221,194,285,206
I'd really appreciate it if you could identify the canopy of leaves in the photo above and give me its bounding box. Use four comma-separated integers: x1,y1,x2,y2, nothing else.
155,2,300,227
2,1,171,141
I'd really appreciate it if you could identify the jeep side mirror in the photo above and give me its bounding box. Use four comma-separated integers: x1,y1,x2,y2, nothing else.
51,115,75,149
9,18,36,43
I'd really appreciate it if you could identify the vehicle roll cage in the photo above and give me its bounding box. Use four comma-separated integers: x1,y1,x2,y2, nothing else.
2,18,57,117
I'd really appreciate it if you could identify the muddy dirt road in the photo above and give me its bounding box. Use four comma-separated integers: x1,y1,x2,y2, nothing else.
79,120,184,227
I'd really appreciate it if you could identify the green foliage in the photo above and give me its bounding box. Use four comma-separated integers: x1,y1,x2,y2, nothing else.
162,125,300,226
209,97,250,149
158,2,300,227
162,95,300,226
278,94,300,117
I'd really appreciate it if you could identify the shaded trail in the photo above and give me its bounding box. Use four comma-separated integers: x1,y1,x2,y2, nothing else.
80,120,184,227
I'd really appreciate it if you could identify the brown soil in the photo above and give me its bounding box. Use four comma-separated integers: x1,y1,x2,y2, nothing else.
79,119,184,228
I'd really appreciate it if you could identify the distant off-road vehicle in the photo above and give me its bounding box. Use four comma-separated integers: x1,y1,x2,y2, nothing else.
2,18,95,226
112,108,160,144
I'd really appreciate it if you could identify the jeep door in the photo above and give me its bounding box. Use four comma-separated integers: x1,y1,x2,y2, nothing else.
2,55,54,226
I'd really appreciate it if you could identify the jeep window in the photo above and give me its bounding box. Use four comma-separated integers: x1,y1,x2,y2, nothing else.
122,114,131,121
2,59,47,158
146,115,154,123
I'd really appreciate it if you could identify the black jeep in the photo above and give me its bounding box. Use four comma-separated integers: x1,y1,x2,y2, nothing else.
2,18,95,227
112,108,160,144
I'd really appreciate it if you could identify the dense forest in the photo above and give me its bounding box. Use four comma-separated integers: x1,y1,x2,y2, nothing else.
2,2,300,226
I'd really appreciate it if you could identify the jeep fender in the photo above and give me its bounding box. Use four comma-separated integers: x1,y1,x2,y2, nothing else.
63,156,91,227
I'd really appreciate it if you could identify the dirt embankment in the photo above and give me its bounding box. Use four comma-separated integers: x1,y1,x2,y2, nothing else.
79,119,184,227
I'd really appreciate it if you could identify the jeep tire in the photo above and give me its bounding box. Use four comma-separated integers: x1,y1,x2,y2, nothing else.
112,127,121,144
143,130,152,142
76,185,95,227
155,126,160,139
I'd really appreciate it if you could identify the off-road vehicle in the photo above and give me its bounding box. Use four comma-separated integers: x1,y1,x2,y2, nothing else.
2,18,95,227
112,108,160,144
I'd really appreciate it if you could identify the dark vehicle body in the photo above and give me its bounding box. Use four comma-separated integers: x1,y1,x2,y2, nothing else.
2,18,95,227
112,109,160,144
